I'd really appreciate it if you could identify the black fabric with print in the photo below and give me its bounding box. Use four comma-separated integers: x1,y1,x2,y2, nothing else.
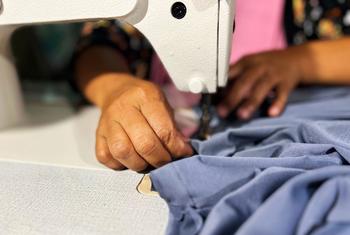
285,0,350,45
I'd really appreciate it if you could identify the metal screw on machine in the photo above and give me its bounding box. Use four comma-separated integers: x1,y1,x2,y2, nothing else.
171,2,187,19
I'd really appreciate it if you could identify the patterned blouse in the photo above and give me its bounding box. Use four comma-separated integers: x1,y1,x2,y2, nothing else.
76,20,153,79
285,0,350,44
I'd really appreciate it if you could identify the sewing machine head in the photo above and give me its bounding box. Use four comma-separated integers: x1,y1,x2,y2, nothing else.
0,0,235,94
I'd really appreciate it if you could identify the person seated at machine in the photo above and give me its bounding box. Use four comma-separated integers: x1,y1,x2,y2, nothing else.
74,0,350,171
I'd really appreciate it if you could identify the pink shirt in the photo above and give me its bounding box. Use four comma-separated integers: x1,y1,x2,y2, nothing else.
151,0,287,108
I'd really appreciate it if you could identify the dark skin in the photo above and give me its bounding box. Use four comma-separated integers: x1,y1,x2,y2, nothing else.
218,38,350,119
76,37,350,171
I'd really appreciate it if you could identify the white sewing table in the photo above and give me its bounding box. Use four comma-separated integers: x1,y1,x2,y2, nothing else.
0,100,168,234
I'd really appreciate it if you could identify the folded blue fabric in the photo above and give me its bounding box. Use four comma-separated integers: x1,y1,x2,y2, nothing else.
150,87,350,235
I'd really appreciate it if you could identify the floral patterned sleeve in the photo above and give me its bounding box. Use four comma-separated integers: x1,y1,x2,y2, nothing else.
75,20,154,79
285,0,350,45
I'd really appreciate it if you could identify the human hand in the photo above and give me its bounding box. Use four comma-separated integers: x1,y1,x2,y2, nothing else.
95,74,193,171
217,48,304,120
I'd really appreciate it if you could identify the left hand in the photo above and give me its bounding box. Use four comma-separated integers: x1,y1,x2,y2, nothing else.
217,48,304,120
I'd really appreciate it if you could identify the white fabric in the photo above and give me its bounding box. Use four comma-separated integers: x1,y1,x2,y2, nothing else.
0,161,168,234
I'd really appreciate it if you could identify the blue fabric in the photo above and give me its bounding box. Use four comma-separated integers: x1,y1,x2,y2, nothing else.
150,87,350,235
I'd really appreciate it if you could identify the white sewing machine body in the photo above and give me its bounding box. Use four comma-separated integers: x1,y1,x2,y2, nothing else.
0,0,235,128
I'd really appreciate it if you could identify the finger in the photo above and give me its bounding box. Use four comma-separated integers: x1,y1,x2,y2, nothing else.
229,55,259,79
119,108,172,168
268,84,291,117
96,134,126,170
237,78,275,120
141,100,193,159
105,121,149,172
218,66,266,117
228,60,245,79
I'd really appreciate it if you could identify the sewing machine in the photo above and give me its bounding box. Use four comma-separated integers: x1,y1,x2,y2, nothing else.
0,0,235,129
0,2,235,230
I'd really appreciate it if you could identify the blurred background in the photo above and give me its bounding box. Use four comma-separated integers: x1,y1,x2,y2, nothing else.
11,23,83,106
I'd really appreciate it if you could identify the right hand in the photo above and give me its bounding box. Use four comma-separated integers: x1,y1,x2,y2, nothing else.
217,49,302,120
95,74,194,172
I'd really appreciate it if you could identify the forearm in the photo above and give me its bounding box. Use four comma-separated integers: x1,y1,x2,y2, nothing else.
75,46,132,108
297,37,350,85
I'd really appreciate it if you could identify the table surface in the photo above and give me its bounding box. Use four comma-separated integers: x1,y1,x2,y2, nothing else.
0,102,168,235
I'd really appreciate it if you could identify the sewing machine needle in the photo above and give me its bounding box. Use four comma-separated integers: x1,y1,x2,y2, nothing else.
198,94,213,140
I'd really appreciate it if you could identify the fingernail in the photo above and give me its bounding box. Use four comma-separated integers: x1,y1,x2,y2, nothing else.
269,107,280,117
217,106,229,118
238,108,251,120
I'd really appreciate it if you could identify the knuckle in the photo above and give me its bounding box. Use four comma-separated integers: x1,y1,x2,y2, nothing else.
96,149,111,164
108,161,125,171
136,139,157,156
157,128,174,145
127,83,164,103
113,164,126,171
133,163,149,172
110,140,132,160
103,106,119,119
145,84,165,102
131,85,148,98
142,81,158,91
